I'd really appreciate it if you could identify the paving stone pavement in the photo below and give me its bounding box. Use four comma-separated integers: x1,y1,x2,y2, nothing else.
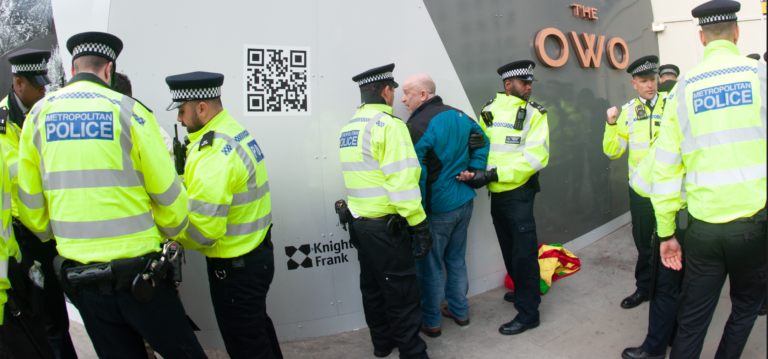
67,224,767,358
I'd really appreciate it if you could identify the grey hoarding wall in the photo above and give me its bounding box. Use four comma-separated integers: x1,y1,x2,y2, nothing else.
97,0,651,346
424,0,658,244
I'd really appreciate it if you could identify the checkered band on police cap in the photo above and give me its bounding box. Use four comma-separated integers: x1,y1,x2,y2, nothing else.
170,87,222,101
11,60,47,74
659,68,677,76
632,61,657,75
501,65,534,80
356,72,394,87
72,43,117,61
698,13,737,25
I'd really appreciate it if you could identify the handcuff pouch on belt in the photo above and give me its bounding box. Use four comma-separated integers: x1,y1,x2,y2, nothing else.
53,240,183,302
334,199,351,232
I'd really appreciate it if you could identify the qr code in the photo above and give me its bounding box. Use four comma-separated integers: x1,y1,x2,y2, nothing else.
244,45,311,116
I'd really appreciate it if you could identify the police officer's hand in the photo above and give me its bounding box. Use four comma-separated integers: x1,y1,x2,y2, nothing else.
411,220,433,258
468,131,486,151
461,167,498,189
606,106,619,125
660,237,683,271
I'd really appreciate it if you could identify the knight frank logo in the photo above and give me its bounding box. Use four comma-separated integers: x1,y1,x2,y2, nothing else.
285,239,354,270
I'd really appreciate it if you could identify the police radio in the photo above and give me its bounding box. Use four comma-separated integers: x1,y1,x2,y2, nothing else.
514,103,528,131
172,124,186,175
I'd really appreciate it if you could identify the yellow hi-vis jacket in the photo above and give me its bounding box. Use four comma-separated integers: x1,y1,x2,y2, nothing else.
603,94,665,179
0,143,18,325
17,73,189,264
339,103,426,226
479,93,550,193
178,110,271,258
651,40,766,237
0,95,26,219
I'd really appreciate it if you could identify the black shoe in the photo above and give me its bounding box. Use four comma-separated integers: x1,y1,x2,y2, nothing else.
503,292,514,303
621,346,665,359
374,344,397,358
498,319,539,335
760,297,767,316
621,292,649,309
420,325,441,338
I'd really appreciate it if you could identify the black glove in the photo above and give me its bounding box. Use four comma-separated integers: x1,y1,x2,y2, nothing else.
411,220,433,258
463,167,498,189
468,131,486,151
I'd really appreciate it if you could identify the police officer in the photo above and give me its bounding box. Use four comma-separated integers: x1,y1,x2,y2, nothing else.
463,60,549,335
165,72,282,359
621,99,687,359
651,1,766,357
658,64,680,85
1,48,79,359
16,32,205,358
603,55,665,310
339,64,432,359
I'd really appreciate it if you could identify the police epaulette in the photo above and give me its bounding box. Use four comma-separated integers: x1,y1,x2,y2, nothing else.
528,101,547,114
621,99,635,110
130,96,153,113
481,98,495,111
199,131,215,150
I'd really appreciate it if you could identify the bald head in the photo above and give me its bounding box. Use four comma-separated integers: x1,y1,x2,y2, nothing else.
401,74,436,115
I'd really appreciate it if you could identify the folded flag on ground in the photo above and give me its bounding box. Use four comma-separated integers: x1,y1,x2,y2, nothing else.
504,244,581,294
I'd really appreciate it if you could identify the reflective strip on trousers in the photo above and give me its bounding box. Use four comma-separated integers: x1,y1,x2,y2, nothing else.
50,211,155,240
31,96,144,190
0,259,7,278
340,112,387,172
158,215,188,238
686,164,766,187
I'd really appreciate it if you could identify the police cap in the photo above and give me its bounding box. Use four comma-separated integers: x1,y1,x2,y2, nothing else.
165,71,224,111
66,32,123,62
352,63,398,88
7,49,51,86
746,53,760,60
627,55,659,77
692,0,740,26
497,60,537,81
658,64,679,77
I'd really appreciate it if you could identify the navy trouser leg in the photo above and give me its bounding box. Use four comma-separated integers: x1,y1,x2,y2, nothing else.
207,247,283,359
73,278,206,359
490,186,541,324
629,187,654,297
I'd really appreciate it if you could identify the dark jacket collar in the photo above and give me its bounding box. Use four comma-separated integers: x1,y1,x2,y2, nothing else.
409,95,443,121
67,72,110,88
6,87,26,129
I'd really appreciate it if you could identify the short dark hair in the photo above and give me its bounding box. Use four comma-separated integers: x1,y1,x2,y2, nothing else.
73,55,110,73
701,21,737,40
360,80,394,96
112,73,132,96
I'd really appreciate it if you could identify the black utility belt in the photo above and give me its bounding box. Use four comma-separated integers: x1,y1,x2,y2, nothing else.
207,229,273,280
355,214,395,222
692,208,766,225
54,240,184,302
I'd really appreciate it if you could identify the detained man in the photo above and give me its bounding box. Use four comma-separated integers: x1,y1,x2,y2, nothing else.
401,74,489,338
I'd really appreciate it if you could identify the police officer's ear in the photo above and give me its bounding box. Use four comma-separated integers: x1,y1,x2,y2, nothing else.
103,62,114,85
196,100,209,118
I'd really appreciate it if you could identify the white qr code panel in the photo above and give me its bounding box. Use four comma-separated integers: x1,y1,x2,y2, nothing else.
244,45,311,116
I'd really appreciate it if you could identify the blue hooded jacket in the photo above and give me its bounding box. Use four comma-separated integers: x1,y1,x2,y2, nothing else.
407,96,489,214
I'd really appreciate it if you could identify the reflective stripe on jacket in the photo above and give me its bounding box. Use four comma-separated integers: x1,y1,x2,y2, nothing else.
0,95,24,218
17,73,189,264
479,93,550,193
179,110,271,258
0,143,18,325
603,95,665,179
651,40,766,237
339,103,426,226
